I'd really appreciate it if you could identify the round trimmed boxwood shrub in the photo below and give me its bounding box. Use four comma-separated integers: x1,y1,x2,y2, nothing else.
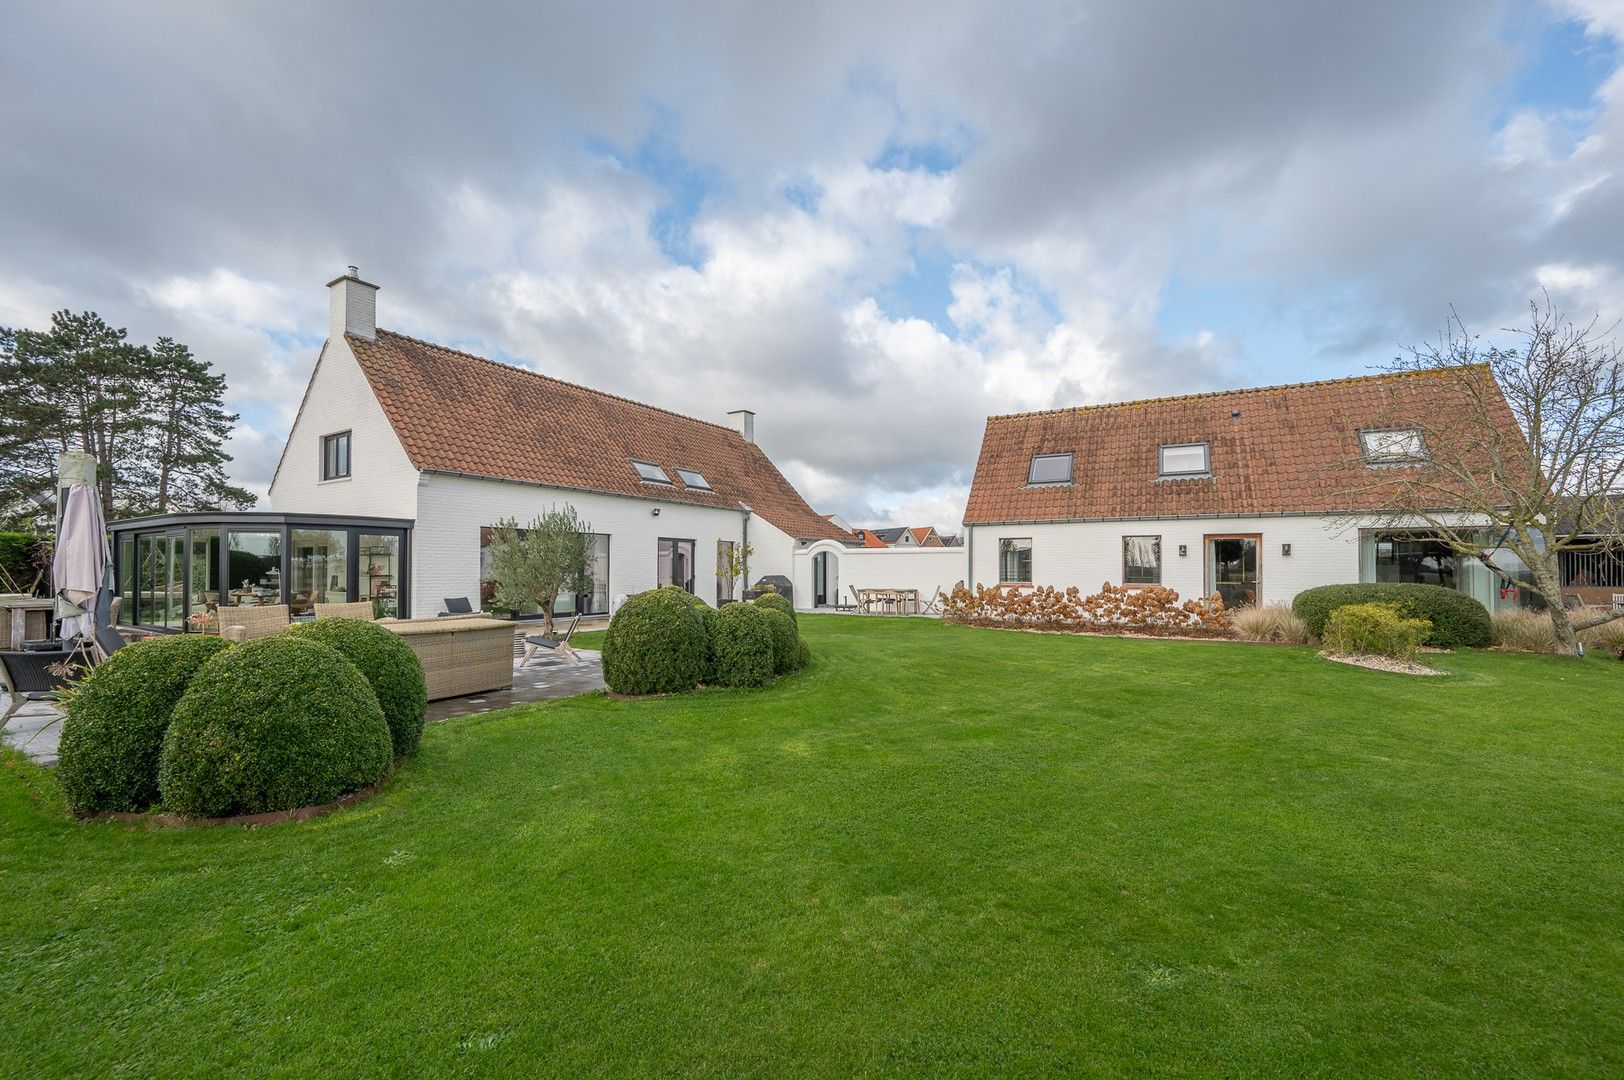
285,617,427,758
760,608,800,675
1292,582,1491,648
796,635,812,671
602,587,710,695
753,591,796,625
158,637,392,818
710,602,775,688
56,634,233,814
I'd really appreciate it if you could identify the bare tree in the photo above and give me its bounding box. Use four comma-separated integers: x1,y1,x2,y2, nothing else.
1355,298,1624,655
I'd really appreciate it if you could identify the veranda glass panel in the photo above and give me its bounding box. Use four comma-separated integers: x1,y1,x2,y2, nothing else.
225,531,282,607
289,528,349,616
359,533,400,618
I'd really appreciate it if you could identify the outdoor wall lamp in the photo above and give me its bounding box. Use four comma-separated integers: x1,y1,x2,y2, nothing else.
1178,544,1188,557
651,507,661,517
1282,543,1292,556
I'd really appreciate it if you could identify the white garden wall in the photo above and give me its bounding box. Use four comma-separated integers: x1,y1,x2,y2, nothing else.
791,542,969,610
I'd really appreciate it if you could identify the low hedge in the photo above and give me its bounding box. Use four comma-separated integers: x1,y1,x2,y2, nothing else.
760,608,801,675
1292,582,1491,648
56,634,233,814
158,637,392,817
1323,603,1432,661
710,603,775,688
286,617,428,757
753,592,796,625
602,587,710,695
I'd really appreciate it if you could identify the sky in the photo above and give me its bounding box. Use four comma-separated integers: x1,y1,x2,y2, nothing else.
2,1,1623,532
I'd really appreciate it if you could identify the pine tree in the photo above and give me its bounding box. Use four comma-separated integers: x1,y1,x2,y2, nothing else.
143,337,256,513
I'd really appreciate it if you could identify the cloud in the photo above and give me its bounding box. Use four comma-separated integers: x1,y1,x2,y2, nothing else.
2,1,1623,532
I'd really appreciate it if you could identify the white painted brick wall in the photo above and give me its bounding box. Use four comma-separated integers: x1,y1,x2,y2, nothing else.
411,474,805,618
791,542,968,608
267,337,420,519
965,515,1366,606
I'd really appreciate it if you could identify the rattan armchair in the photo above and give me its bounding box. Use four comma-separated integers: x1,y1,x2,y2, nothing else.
219,604,291,642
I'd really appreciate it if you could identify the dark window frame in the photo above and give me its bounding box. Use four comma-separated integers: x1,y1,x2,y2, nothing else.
675,467,711,490
1157,442,1210,478
631,459,673,485
998,537,1034,584
1122,534,1162,585
321,430,352,481
1026,453,1074,486
658,536,697,594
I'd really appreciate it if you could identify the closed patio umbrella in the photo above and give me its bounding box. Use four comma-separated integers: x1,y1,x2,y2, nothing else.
50,452,114,651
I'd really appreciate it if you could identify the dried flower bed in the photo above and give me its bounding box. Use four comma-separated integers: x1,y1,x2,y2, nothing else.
941,582,1231,637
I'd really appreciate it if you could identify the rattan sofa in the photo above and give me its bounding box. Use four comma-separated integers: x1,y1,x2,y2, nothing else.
377,615,514,700
313,601,377,620
219,605,291,642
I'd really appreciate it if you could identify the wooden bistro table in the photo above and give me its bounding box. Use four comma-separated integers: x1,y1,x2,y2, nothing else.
856,588,920,615
0,597,55,650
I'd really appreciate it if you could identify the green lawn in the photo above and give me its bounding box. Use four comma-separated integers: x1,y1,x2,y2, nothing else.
3,617,1622,1075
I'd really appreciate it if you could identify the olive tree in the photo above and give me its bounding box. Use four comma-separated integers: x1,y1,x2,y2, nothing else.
485,506,594,636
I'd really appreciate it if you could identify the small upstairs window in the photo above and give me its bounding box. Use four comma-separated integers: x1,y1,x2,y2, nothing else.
321,431,351,480
1027,453,1074,485
631,459,672,484
675,468,711,490
1360,429,1427,465
1158,442,1209,477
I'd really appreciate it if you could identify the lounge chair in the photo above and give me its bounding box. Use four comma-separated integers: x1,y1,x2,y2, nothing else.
0,644,89,728
521,614,583,667
219,604,291,642
439,596,475,617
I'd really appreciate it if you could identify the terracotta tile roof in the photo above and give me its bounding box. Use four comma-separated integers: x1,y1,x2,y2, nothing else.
348,330,850,541
964,367,1520,524
852,529,889,548
909,527,939,545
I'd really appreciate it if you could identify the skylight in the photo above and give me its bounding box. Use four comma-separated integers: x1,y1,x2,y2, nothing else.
675,467,711,490
1027,452,1074,485
630,459,672,484
1158,442,1210,477
1360,429,1427,465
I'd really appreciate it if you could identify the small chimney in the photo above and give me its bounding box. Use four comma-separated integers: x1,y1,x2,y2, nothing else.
728,409,756,444
327,266,379,342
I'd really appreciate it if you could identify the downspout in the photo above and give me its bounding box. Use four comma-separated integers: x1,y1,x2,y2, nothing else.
965,524,973,590
739,502,752,598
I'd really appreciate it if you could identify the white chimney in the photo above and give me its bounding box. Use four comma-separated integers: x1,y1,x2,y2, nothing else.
327,265,379,342
728,409,756,444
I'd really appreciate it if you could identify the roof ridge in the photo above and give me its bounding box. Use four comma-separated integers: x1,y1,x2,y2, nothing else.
986,364,1487,422
365,328,740,436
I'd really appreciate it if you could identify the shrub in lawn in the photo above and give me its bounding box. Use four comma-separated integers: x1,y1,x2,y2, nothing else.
941,581,1231,636
1229,603,1313,644
55,634,233,814
1322,603,1432,661
760,608,801,674
1292,583,1490,648
710,602,775,687
158,637,392,817
602,586,710,695
285,617,427,757
753,591,796,625
1580,612,1624,653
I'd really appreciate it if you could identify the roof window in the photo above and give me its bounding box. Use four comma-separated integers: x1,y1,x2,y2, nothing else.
631,459,673,484
1158,442,1210,477
1027,453,1074,485
1360,429,1427,465
675,468,711,490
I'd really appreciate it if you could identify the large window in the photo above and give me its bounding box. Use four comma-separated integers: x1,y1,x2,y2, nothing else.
999,537,1033,583
659,538,696,593
224,531,282,607
360,533,401,618
1159,442,1210,477
1360,428,1426,465
137,534,184,629
1123,535,1161,584
1375,532,1456,588
717,540,736,604
478,528,611,617
289,528,349,616
322,431,351,480
189,528,221,626
1027,453,1073,485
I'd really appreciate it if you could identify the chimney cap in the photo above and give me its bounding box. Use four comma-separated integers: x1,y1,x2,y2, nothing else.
325,265,379,289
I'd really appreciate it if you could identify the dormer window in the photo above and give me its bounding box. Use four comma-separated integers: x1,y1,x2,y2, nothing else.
631,459,672,484
675,468,711,490
1360,429,1427,465
1158,442,1209,477
1027,453,1074,485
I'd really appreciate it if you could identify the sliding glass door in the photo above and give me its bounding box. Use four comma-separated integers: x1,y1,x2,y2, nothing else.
1206,535,1260,609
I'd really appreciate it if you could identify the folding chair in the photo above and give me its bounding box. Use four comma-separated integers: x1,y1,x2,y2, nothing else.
521,614,583,667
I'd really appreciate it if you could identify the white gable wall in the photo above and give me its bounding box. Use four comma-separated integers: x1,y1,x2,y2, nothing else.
267,336,420,519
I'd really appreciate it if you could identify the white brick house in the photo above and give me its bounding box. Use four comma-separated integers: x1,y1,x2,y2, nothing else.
268,270,850,618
